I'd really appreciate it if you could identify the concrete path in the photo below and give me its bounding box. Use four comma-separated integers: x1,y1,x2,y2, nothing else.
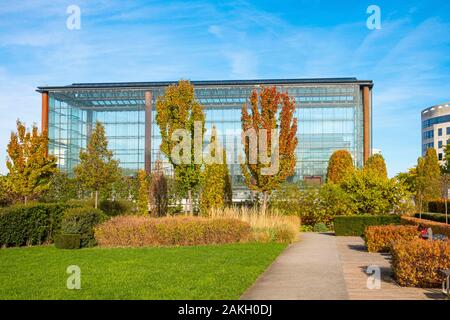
241,232,348,300
241,232,443,300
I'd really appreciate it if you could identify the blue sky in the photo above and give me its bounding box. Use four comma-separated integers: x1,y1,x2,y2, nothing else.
0,0,449,176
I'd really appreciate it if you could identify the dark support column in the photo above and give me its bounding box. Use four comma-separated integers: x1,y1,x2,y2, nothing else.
42,91,49,155
362,86,371,163
144,91,152,174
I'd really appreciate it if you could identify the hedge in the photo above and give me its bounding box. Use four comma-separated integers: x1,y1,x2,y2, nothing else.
333,215,401,236
414,212,449,223
62,207,108,247
427,199,448,213
391,239,450,287
364,225,419,252
54,234,81,249
94,216,251,247
99,200,134,216
0,203,73,247
401,216,450,237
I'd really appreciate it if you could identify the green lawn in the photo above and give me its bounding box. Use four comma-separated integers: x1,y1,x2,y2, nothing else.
0,242,286,300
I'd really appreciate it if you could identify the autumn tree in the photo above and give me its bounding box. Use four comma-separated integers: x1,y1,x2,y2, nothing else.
6,120,57,203
326,150,354,184
364,153,387,179
422,148,441,209
200,126,232,215
241,86,298,214
137,170,150,214
74,121,120,208
156,80,205,215
149,159,168,217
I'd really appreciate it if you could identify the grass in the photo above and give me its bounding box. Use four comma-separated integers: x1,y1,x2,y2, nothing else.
209,207,300,243
0,242,286,300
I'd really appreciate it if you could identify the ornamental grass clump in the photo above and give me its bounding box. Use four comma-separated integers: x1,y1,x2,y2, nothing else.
94,215,251,247
209,207,300,243
364,225,419,252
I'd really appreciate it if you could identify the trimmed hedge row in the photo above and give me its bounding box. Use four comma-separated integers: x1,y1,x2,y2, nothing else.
364,225,419,252
391,239,450,287
0,203,73,247
401,216,450,237
333,215,401,236
54,234,81,249
414,212,449,223
427,199,448,214
94,216,251,247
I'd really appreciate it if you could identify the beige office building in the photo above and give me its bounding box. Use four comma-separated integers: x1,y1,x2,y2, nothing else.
421,102,450,163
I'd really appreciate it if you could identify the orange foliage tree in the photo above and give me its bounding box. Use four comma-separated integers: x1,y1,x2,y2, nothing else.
241,86,298,213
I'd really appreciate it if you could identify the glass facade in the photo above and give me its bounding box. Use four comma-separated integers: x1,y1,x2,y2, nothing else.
42,79,371,198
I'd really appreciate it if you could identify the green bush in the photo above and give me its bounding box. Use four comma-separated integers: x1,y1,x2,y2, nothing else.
99,199,134,216
414,212,449,223
62,207,108,247
54,234,81,249
334,215,401,236
0,203,73,247
313,222,329,232
427,199,448,213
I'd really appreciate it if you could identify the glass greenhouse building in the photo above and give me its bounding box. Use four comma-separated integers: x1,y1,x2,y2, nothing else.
37,78,373,199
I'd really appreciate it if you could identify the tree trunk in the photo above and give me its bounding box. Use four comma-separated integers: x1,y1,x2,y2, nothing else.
94,190,99,209
24,196,28,205
446,198,448,224
188,189,193,215
261,191,269,215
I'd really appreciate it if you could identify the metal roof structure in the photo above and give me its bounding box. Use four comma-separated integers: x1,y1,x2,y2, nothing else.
37,77,373,92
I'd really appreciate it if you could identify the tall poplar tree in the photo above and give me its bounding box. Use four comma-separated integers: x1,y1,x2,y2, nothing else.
241,86,298,214
422,148,441,207
149,159,168,216
156,80,205,215
200,126,232,214
74,121,120,208
6,120,57,203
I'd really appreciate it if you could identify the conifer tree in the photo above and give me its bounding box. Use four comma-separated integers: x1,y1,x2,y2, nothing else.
364,153,388,178
149,159,168,216
326,150,354,184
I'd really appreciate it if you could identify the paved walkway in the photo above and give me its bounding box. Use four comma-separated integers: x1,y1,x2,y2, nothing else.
241,232,348,299
241,233,443,300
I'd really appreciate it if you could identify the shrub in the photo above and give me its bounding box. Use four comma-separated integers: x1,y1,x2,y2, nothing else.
0,203,72,247
427,199,448,213
62,207,108,247
54,234,81,249
313,222,329,232
364,225,419,252
401,216,450,237
334,215,401,236
94,216,251,247
391,239,450,287
414,212,449,223
99,199,134,216
209,207,300,243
